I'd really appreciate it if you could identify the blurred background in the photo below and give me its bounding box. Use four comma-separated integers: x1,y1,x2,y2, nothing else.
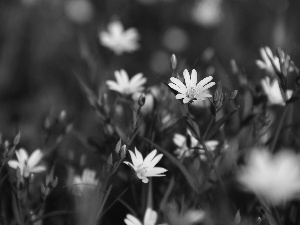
1,0,300,146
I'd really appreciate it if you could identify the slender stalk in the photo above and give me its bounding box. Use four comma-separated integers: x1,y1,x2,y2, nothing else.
270,105,289,152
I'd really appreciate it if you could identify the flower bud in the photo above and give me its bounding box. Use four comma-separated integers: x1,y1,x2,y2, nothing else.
170,54,177,70
120,145,127,159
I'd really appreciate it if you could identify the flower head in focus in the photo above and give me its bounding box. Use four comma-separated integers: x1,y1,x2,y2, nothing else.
261,77,293,106
173,129,218,160
99,21,140,55
8,148,46,178
106,70,147,96
124,208,158,225
168,69,215,104
237,148,300,205
73,169,100,193
124,148,167,183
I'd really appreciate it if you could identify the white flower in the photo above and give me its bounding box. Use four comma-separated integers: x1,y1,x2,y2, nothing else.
173,129,218,160
168,69,215,104
99,21,140,55
8,148,46,178
256,46,280,75
124,148,167,183
237,148,300,205
106,70,147,96
124,208,158,225
73,169,99,193
261,76,293,106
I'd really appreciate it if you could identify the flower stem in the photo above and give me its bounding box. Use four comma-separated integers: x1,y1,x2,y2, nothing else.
270,104,289,152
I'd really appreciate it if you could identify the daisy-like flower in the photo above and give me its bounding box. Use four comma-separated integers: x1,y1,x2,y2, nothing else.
124,208,158,225
173,129,218,160
237,148,300,205
99,20,140,55
73,169,100,193
168,69,215,104
124,148,167,183
106,69,147,96
261,76,293,106
8,148,46,178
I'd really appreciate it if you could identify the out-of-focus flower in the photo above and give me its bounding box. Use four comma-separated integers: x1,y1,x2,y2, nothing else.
191,0,223,28
168,69,215,104
106,70,147,96
165,202,205,225
237,148,300,205
173,130,218,159
124,208,158,225
256,46,294,76
99,21,140,55
256,47,280,75
64,0,94,24
261,77,293,106
124,148,167,183
73,169,99,193
8,148,46,178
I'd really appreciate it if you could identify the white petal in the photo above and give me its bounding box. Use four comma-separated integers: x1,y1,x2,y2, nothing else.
183,69,191,88
128,150,138,167
143,150,157,166
202,82,216,90
173,133,186,147
16,148,28,163
135,148,144,164
145,167,167,176
170,77,187,91
183,98,191,104
27,149,43,168
146,154,163,168
120,69,130,84
125,214,142,225
190,69,198,87
7,160,19,169
175,94,186,99
144,208,158,225
30,165,46,173
197,76,213,88
169,83,185,94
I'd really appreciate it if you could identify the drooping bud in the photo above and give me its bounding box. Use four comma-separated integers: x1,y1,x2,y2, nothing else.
170,54,177,70
138,93,146,107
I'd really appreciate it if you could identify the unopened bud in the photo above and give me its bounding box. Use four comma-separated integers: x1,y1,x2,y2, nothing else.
41,183,46,194
170,54,177,70
13,132,21,146
58,110,67,122
229,90,238,100
52,177,58,188
120,145,127,158
138,93,146,107
107,154,113,166
114,139,122,154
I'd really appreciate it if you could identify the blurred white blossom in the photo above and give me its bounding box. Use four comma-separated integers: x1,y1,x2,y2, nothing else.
124,208,158,225
168,69,215,104
64,0,94,24
173,129,218,160
73,169,99,193
237,148,300,205
256,46,293,76
8,148,46,178
124,148,167,183
261,77,293,106
106,70,147,96
99,21,140,55
191,0,223,28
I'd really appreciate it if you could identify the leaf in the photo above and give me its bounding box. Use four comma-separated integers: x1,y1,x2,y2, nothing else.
206,107,239,140
140,136,198,193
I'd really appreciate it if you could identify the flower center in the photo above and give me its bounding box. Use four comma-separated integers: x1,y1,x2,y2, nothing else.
186,87,198,98
136,164,147,179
